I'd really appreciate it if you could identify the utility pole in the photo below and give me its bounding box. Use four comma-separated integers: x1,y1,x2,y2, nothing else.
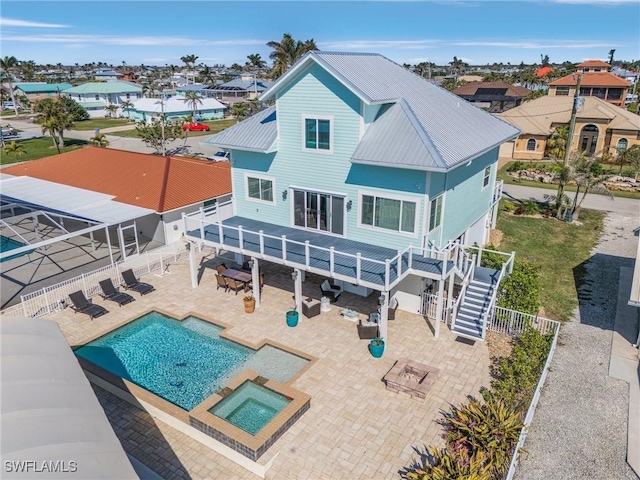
556,73,582,217
158,92,166,156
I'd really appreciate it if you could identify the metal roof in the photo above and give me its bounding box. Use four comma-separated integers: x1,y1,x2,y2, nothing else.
64,81,142,94
0,175,154,225
1,318,138,480
203,106,277,153
15,82,72,93
208,78,273,92
258,51,520,171
133,96,226,114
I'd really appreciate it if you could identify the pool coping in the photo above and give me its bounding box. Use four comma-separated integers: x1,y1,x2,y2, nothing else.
73,308,317,476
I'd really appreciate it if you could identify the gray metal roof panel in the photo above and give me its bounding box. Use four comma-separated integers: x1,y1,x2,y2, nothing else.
202,106,277,153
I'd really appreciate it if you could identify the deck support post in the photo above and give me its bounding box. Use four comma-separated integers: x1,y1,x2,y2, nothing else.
447,272,455,324
293,268,302,313
104,225,114,265
251,257,260,308
379,290,389,343
189,242,198,288
435,279,444,339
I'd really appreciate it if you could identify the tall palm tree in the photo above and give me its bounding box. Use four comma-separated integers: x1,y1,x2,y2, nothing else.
183,91,203,118
3,140,26,162
89,132,109,148
120,100,134,119
267,33,318,79
197,65,216,85
0,56,20,115
246,53,267,71
180,54,199,84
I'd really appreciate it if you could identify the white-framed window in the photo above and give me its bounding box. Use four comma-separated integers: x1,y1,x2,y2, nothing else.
526,139,536,151
428,195,443,232
95,94,100,100
126,93,130,99
360,193,417,234
303,116,332,152
245,174,274,203
483,166,492,188
617,138,628,152
555,86,570,96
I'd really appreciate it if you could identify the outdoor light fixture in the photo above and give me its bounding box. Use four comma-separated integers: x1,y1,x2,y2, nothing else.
346,200,352,212
378,294,385,305
282,190,288,200
291,270,298,281
248,259,254,269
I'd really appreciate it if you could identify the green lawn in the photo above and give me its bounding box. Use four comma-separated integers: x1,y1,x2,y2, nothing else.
109,118,238,139
498,161,640,200
73,118,131,130
495,205,605,321
1,137,87,165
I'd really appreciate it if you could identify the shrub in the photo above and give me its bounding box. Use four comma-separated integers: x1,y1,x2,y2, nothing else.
502,201,516,213
407,445,490,480
497,261,541,314
506,161,523,173
58,97,90,121
478,243,505,270
441,396,523,479
492,326,553,411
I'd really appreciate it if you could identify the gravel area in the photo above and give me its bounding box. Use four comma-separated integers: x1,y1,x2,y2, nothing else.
515,212,639,480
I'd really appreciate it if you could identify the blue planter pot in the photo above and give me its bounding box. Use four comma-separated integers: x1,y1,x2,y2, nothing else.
369,339,385,358
286,310,299,327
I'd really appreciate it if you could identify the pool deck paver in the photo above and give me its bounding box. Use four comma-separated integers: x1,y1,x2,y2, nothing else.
44,250,492,479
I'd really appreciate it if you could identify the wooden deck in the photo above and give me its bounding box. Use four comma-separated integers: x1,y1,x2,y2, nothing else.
187,216,453,289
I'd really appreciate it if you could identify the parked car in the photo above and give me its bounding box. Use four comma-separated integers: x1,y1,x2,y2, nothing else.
182,122,210,132
2,102,22,110
0,125,18,137
206,150,230,162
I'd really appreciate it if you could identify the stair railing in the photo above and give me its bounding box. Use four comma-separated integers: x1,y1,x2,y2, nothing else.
481,261,507,340
451,253,476,328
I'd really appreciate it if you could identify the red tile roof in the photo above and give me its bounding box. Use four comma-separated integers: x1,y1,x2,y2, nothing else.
548,71,630,87
452,81,531,97
576,60,610,68
2,147,232,213
535,66,554,77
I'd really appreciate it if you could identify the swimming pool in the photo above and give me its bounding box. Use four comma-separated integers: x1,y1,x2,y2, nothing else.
75,311,309,410
0,235,29,262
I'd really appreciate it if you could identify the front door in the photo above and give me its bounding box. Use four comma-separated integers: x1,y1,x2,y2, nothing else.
293,189,345,235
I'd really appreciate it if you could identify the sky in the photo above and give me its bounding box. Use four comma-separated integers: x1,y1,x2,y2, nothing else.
1,0,639,68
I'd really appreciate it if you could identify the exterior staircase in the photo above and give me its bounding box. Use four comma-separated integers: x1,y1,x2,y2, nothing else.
451,266,500,341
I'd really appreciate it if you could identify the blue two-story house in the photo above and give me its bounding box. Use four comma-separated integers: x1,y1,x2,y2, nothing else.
186,52,520,342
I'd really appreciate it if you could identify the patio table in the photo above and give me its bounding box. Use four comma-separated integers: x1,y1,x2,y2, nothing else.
221,268,252,283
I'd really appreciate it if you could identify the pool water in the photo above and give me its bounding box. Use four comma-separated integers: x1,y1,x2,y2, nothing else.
0,235,28,262
75,311,308,410
210,381,291,435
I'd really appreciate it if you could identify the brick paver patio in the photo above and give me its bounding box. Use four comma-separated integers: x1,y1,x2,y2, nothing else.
46,249,491,479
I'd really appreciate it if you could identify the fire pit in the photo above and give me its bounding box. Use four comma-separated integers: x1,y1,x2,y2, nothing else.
383,358,439,400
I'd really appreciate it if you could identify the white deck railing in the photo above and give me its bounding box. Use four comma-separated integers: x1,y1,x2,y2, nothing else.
1,242,188,319
183,206,455,290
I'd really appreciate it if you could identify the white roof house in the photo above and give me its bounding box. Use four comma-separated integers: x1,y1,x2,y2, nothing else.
132,96,226,114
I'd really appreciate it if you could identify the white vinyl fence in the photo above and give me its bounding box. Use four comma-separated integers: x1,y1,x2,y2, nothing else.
1,242,188,319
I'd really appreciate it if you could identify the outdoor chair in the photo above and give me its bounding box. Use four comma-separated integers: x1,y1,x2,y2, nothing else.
225,277,246,295
320,280,343,302
121,269,155,296
302,297,321,319
357,319,379,340
247,273,264,294
381,297,399,321
215,274,229,292
99,279,135,307
69,290,108,320
215,263,227,274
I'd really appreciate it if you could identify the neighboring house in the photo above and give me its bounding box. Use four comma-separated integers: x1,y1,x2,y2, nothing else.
1,147,232,247
548,60,630,108
93,69,123,81
129,96,226,123
452,81,531,113
174,84,210,97
205,77,273,101
497,95,640,159
192,51,519,342
120,71,140,83
62,81,143,117
13,82,72,107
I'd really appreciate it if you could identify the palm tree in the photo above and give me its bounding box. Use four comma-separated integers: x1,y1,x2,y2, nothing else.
448,56,467,77
89,132,109,148
267,33,318,79
3,140,26,162
197,65,216,85
545,126,569,159
0,56,20,115
246,53,267,71
231,102,248,119
38,117,61,153
183,91,203,118
180,54,199,84
120,100,134,119
104,104,119,118
570,154,613,221
181,114,193,145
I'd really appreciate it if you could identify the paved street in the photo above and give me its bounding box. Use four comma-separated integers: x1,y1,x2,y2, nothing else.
504,184,640,216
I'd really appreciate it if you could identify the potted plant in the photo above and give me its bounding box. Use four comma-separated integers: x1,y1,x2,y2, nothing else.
243,293,255,314
286,309,299,327
369,337,385,358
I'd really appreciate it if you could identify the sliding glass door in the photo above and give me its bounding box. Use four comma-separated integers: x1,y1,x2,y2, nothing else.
293,189,344,235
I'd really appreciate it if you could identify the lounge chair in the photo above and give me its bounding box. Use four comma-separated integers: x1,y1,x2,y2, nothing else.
99,279,135,306
215,274,228,291
121,269,155,296
320,280,342,302
69,291,108,320
225,277,246,295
